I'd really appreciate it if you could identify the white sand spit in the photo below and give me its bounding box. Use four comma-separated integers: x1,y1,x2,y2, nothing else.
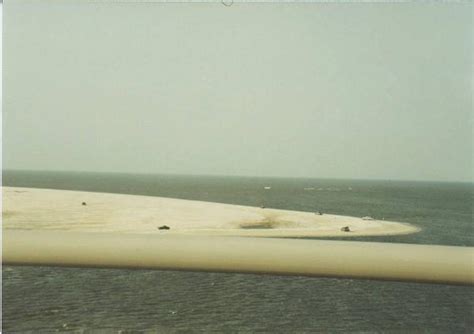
2,187,419,237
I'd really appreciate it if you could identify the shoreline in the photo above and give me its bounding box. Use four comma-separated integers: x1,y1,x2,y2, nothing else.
2,186,420,237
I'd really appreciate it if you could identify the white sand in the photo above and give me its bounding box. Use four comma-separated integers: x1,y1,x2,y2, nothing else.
2,186,419,237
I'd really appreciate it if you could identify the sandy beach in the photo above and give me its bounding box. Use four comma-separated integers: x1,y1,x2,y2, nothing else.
2,187,419,237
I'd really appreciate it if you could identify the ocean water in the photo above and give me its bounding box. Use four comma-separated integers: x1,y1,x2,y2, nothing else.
2,171,473,333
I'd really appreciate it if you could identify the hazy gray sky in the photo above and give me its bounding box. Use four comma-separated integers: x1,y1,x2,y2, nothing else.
3,1,473,181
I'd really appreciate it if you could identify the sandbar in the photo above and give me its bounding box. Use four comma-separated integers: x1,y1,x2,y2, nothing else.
2,187,419,237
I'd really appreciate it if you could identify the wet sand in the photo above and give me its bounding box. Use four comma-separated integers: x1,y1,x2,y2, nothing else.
2,187,419,237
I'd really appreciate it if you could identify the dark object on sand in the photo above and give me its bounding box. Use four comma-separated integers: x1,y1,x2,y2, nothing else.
82,202,87,206
158,225,170,230
341,226,351,232
315,211,323,215
260,205,265,209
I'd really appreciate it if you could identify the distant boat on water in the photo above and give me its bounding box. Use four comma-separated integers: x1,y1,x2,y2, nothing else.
264,186,271,190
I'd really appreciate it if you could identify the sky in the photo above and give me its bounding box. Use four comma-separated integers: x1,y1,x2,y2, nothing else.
2,1,473,182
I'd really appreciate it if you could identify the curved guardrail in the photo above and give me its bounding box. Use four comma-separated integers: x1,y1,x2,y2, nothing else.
3,230,473,285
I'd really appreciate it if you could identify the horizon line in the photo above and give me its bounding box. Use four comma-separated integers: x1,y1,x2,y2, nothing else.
2,168,473,185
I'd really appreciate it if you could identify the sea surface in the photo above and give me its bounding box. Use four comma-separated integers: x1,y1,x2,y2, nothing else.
2,170,473,333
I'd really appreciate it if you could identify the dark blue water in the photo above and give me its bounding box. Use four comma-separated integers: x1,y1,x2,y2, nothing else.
2,171,473,332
